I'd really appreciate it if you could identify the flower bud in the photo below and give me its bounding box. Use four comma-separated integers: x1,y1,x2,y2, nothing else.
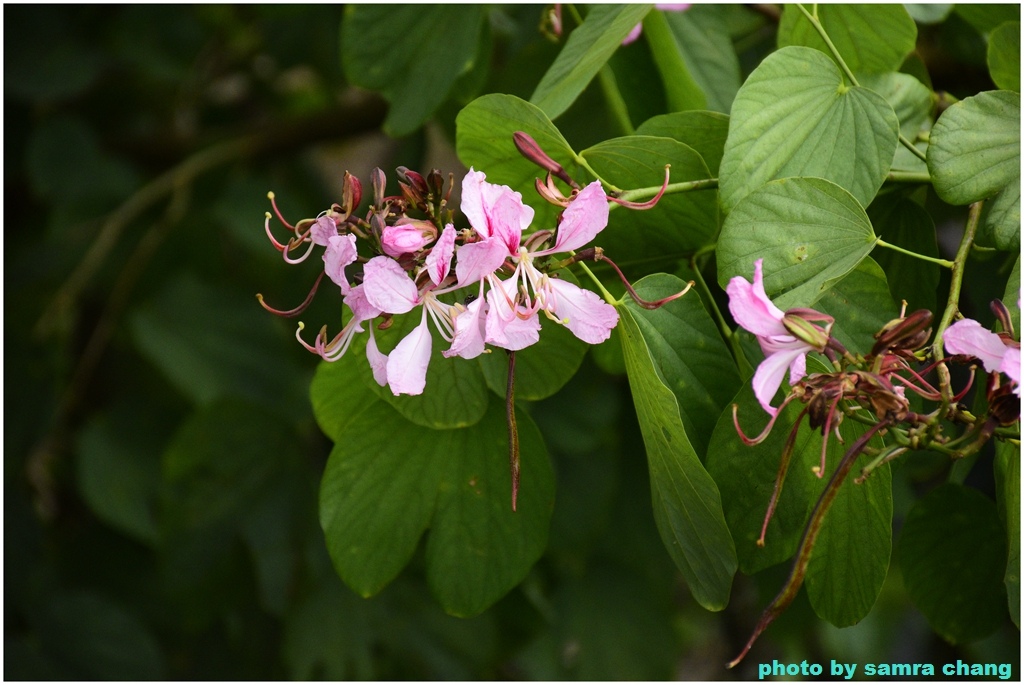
371,167,387,206
513,131,576,187
991,298,1015,340
782,308,832,350
342,171,362,216
381,219,437,258
871,309,933,357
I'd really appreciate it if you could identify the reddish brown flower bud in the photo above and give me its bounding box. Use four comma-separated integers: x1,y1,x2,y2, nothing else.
342,171,362,215
991,298,1016,340
371,167,387,206
513,131,577,188
871,309,933,357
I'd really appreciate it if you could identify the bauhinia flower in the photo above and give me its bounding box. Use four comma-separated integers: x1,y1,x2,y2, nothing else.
944,317,1020,396
727,259,834,415
452,169,619,354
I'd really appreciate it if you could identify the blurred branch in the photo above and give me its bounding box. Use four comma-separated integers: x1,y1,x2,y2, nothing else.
34,91,387,339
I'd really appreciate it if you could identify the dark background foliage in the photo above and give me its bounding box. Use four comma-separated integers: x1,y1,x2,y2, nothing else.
4,4,1018,679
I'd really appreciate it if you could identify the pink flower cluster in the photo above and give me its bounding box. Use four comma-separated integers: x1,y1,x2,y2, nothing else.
263,168,618,396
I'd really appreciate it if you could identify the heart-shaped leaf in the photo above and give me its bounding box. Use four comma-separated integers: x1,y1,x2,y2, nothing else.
719,46,899,213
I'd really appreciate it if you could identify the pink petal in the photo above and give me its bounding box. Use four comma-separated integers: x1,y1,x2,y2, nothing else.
310,216,338,246
726,258,787,338
752,346,807,416
426,224,456,285
460,168,534,244
546,277,618,344
460,168,492,238
385,310,432,395
365,328,389,387
1002,346,1020,393
344,283,382,324
488,188,530,253
323,234,358,293
944,318,1008,373
444,287,487,359
621,23,643,45
484,277,540,351
381,222,432,258
455,236,509,286
548,180,609,254
362,256,419,314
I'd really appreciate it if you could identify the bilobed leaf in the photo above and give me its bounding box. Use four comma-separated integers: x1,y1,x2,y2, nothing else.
988,21,1021,91
984,182,1022,252
582,135,717,271
624,274,741,455
899,483,1009,643
618,305,737,610
636,110,730,176
341,5,485,136
928,90,1020,206
860,72,933,172
530,5,654,119
456,93,577,229
995,441,1020,628
719,47,900,213
717,177,879,310
778,4,917,75
317,356,554,614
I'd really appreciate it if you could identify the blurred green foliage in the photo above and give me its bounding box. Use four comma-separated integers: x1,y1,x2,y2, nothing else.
4,4,1018,679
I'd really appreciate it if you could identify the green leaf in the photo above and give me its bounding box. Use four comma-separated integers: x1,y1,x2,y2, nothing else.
582,135,717,270
359,308,490,429
995,441,1020,628
804,421,892,627
989,21,1021,91
1004,256,1021,338
641,8,707,112
456,93,577,230
530,5,654,119
869,194,941,315
956,5,1020,35
635,110,730,176
983,181,1022,252
903,4,954,24
814,257,898,354
617,305,737,609
318,360,554,615
663,5,742,113
899,483,1009,643
927,90,1020,208
778,4,918,74
719,46,900,213
860,72,933,172
623,274,741,455
283,578,375,680
717,177,879,310
340,5,485,136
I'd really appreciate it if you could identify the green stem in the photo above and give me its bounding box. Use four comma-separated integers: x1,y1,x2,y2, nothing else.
931,200,984,404
795,3,928,164
876,239,954,268
610,178,718,210
887,171,931,184
598,65,635,136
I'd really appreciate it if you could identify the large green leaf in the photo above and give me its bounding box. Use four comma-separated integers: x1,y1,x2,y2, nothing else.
641,8,707,113
899,484,1009,643
719,46,900,213
860,72,933,173
635,110,730,176
717,177,879,310
928,91,1020,206
340,5,485,136
778,4,917,75
995,441,1020,628
617,304,737,609
989,21,1021,91
317,351,553,615
530,5,653,119
804,420,892,627
956,5,1020,34
359,307,490,429
623,274,740,455
582,135,717,271
869,195,941,315
456,93,578,229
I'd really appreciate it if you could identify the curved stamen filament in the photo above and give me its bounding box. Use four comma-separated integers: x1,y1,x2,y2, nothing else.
814,394,842,478
265,213,287,252
268,191,296,231
282,237,317,264
759,404,812,547
608,164,671,210
732,394,797,446
257,272,325,318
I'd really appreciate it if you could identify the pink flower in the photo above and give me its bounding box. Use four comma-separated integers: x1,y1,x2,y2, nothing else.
381,219,437,258
323,234,358,294
945,318,1020,395
727,259,831,416
454,170,618,350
